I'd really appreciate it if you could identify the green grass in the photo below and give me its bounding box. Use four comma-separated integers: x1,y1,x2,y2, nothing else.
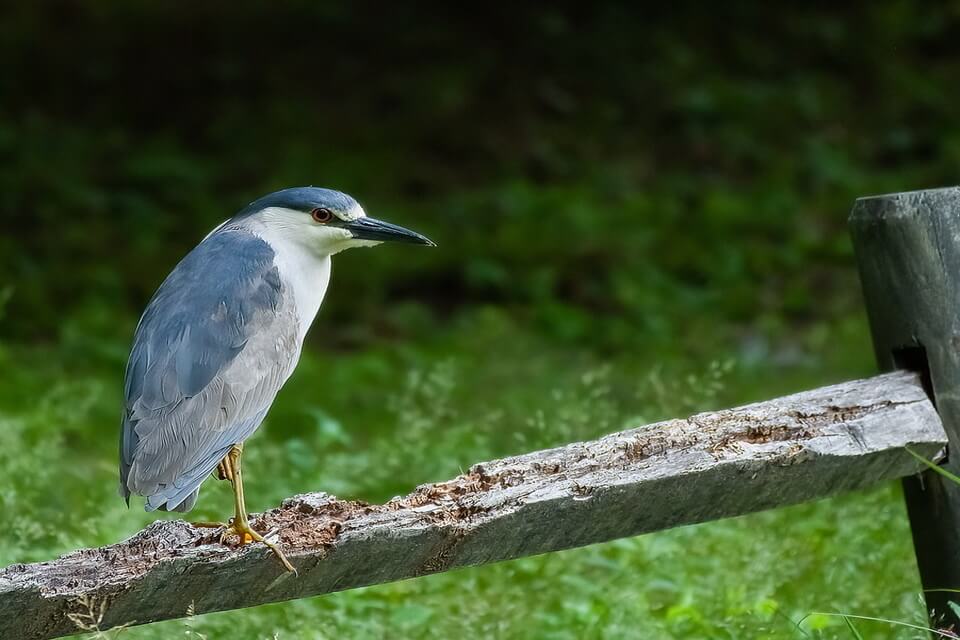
3,6,959,637
0,305,934,640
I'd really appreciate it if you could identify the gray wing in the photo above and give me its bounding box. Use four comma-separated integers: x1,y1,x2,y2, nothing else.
119,229,301,512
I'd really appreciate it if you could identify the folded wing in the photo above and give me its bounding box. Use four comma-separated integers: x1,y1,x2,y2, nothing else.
119,230,299,511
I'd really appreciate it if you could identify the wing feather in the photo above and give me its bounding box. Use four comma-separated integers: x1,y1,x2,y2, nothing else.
119,229,300,511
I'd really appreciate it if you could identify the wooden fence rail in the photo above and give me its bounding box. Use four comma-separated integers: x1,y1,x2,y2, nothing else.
0,371,946,639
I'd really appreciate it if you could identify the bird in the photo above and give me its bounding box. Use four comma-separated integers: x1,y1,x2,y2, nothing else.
119,186,434,572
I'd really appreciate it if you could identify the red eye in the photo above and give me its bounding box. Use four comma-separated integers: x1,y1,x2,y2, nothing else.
311,207,334,223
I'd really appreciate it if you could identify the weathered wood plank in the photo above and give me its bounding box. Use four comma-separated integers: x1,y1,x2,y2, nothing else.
850,186,960,628
0,371,946,639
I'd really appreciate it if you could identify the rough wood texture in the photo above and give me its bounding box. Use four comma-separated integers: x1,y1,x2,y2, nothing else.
0,372,945,639
851,186,960,628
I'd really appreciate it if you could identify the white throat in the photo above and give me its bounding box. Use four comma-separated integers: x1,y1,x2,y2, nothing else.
242,219,333,342
215,204,379,342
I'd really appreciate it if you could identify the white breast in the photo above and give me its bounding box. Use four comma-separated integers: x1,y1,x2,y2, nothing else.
244,223,332,343
273,243,332,343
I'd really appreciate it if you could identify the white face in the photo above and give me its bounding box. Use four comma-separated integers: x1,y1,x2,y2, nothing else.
248,204,381,257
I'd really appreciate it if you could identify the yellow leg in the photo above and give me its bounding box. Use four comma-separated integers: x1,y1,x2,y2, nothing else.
218,444,296,574
190,453,237,528
216,458,233,482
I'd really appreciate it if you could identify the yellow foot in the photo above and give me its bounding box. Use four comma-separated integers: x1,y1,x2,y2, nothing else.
220,519,297,574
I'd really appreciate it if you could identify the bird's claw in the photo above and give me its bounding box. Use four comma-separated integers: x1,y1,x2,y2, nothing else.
219,528,254,545
218,518,296,574
216,517,249,545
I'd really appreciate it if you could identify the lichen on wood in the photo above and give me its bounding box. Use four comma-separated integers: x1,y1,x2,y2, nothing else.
0,371,946,640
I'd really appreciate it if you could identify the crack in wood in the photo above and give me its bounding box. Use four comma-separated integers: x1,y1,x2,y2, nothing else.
0,370,947,640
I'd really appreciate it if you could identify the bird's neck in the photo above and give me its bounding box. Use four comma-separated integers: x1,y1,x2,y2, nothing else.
239,221,333,342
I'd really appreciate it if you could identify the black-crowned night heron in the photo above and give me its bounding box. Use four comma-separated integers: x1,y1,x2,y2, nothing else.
119,187,434,572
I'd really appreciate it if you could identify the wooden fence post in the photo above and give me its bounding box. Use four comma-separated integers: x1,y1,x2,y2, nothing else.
850,187,960,629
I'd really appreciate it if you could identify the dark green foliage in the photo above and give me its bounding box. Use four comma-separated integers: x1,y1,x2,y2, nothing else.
2,4,958,347
0,3,956,638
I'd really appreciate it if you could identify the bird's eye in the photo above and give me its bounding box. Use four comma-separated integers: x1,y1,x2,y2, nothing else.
311,207,334,223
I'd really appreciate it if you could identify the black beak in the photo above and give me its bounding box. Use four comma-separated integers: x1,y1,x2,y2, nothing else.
342,217,436,246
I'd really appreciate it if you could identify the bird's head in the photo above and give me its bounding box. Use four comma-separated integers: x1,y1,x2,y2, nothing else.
231,187,435,256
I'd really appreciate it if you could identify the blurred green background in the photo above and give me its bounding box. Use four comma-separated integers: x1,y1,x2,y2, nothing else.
1,3,958,638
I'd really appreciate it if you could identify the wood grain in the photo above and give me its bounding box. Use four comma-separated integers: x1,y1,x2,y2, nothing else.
851,186,960,628
0,371,945,639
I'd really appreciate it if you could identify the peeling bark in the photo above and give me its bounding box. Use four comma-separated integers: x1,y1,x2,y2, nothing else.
0,371,946,639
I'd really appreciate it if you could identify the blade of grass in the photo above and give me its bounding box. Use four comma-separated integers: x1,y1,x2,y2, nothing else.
905,447,960,485
841,615,864,640
801,612,958,638
774,608,810,638
950,602,960,623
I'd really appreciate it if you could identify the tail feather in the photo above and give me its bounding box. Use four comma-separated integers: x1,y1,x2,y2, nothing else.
156,488,199,513
142,443,232,512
